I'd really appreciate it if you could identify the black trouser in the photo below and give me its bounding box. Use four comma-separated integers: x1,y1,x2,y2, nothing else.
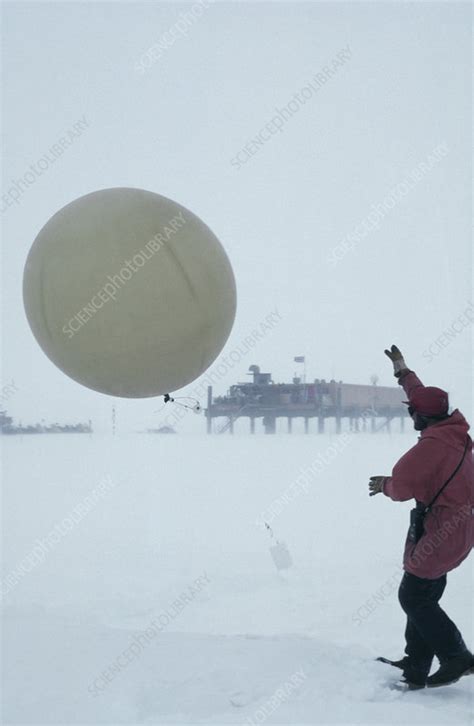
398,571,469,680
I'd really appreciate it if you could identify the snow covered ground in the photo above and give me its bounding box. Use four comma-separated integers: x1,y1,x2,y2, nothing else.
2,431,473,725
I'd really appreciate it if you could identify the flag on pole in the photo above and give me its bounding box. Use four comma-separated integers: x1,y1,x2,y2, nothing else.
294,356,305,363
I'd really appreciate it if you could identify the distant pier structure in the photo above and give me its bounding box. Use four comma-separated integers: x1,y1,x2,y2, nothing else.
206,365,409,434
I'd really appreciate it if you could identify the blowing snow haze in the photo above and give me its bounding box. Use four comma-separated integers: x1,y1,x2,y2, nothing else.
2,3,473,724
2,2,471,432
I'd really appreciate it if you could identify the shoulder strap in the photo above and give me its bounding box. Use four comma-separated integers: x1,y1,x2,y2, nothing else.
426,436,470,511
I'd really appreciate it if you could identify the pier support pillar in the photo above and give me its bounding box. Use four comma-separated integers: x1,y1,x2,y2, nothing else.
263,416,276,435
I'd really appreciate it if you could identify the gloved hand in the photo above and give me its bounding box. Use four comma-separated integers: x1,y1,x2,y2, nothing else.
384,344,408,377
369,475,386,496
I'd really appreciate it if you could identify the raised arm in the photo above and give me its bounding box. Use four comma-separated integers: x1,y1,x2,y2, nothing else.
368,345,427,498
397,370,425,399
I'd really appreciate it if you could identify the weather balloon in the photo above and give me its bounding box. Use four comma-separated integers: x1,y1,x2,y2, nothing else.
23,188,236,397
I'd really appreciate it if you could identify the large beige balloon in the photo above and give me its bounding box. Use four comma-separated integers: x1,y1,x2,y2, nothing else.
23,188,236,397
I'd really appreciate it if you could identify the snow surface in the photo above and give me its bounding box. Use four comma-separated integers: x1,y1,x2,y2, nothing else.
2,432,473,725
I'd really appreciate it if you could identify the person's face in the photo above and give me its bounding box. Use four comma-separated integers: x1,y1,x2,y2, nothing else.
408,405,427,431
413,413,427,431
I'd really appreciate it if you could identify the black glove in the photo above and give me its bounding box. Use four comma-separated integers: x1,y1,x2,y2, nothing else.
369,475,386,496
384,345,408,377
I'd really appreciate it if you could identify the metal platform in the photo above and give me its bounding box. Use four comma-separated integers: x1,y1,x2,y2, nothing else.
205,365,409,434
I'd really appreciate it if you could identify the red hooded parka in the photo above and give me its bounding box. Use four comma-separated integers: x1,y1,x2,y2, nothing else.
382,370,474,579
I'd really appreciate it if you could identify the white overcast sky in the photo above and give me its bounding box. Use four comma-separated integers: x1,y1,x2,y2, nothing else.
1,1,472,433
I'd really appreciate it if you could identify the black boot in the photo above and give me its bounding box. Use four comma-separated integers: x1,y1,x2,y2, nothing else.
378,657,427,690
393,676,426,691
426,653,474,688
401,663,429,690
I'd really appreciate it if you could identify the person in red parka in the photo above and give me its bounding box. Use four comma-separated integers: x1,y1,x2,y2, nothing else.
369,345,474,690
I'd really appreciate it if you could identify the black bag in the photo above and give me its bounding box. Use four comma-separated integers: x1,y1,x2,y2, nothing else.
407,501,426,544
407,436,469,545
